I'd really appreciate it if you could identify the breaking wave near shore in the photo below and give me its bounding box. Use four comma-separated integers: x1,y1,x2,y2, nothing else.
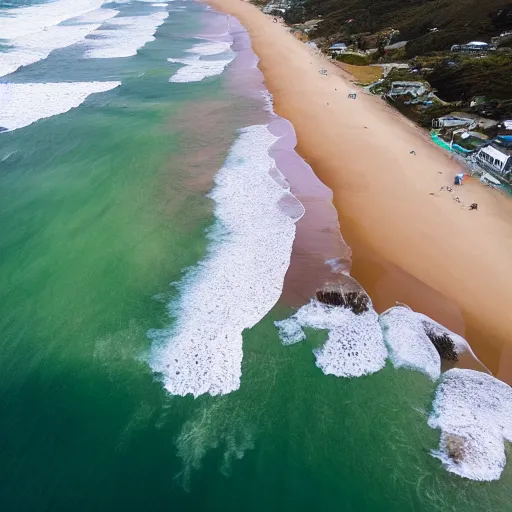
275,282,512,481
148,124,304,397
168,38,235,83
276,278,388,378
429,369,512,481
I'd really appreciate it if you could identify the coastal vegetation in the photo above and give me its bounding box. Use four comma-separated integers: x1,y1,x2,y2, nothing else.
296,0,512,56
427,55,512,102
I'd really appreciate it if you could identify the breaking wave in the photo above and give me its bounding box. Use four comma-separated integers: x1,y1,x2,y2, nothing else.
276,298,388,378
0,81,120,132
0,0,106,40
168,39,235,83
83,11,168,59
0,2,118,77
428,368,512,481
148,124,303,397
380,306,442,380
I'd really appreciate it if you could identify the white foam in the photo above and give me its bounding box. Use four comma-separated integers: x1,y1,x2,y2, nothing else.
275,299,388,378
0,0,107,40
83,11,168,59
151,3,168,6
0,8,119,77
148,125,302,397
168,39,235,83
0,81,120,132
325,257,347,274
379,306,441,380
186,40,233,56
261,90,274,114
71,7,119,24
428,368,512,481
168,56,233,83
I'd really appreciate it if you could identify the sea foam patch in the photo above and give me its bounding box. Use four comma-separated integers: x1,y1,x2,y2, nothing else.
0,82,120,132
379,306,441,380
0,8,119,78
275,297,388,378
83,11,168,59
428,368,512,481
149,125,302,397
168,39,235,83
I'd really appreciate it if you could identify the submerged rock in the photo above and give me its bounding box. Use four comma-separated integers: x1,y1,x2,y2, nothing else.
444,433,467,463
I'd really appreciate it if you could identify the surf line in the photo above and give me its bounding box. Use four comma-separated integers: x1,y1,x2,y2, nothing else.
275,274,512,482
149,123,304,397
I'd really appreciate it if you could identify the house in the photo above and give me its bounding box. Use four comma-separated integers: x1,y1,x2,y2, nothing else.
388,81,428,97
451,41,491,52
475,144,512,179
432,112,498,130
432,114,474,129
329,43,348,54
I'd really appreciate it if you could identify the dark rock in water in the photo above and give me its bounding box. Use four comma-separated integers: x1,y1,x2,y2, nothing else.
0,127,8,133
424,328,459,361
445,434,466,463
316,289,370,315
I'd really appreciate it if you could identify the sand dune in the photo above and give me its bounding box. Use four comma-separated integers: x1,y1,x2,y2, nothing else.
206,0,512,382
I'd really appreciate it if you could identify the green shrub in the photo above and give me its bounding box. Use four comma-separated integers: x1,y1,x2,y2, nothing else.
335,53,370,65
427,56,512,101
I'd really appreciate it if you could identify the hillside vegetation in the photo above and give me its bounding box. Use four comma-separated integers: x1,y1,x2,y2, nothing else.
299,0,512,56
427,55,512,101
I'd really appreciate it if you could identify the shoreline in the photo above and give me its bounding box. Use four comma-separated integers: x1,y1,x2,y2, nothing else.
206,0,512,383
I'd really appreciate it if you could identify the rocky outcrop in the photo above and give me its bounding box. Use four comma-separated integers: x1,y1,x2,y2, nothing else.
423,326,459,361
315,278,370,315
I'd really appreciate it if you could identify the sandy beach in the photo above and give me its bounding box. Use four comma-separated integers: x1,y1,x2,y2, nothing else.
206,0,512,382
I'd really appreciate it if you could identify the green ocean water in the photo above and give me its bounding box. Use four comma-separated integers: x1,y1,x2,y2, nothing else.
1,1,512,511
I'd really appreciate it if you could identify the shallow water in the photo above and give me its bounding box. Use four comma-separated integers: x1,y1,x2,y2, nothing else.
1,1,512,510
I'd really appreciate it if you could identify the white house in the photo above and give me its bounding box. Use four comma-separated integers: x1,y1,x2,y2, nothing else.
475,145,512,178
388,81,427,97
451,41,491,52
432,115,475,129
329,43,348,54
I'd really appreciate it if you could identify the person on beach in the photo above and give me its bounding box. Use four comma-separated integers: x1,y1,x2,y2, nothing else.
454,173,465,185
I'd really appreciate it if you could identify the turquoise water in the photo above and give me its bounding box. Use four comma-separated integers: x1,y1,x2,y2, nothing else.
1,1,512,510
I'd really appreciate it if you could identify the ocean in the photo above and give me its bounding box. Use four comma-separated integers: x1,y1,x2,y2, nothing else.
1,0,512,510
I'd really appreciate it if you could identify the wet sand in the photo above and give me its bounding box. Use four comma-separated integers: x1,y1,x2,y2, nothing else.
206,0,512,383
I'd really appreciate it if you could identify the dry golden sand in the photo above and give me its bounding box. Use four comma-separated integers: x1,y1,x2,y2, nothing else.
207,0,512,382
